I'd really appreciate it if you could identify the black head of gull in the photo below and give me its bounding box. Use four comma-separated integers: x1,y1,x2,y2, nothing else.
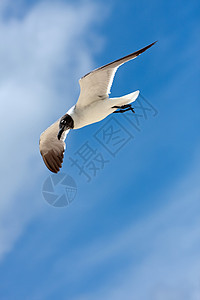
57,114,74,140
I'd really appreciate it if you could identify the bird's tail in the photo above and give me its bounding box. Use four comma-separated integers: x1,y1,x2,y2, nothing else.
110,90,139,106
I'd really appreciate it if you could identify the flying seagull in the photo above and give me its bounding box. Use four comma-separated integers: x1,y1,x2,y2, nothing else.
39,41,156,173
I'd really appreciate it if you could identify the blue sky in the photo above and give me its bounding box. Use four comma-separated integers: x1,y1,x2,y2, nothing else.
0,0,200,299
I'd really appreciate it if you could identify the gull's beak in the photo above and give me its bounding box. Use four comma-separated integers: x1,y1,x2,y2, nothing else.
57,126,65,140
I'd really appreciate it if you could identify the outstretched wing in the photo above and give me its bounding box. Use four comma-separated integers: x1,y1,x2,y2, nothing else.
39,120,69,173
76,41,157,107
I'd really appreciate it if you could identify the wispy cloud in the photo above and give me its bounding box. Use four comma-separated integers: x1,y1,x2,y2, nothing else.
0,0,105,261
22,148,200,300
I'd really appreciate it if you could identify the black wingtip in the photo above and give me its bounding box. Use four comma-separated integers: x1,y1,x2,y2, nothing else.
152,40,158,46
80,41,158,80
137,41,158,56
148,41,158,46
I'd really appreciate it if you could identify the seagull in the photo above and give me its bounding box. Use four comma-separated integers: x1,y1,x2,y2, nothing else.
39,41,156,173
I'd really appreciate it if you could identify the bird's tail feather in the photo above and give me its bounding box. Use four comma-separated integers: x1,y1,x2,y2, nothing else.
110,90,139,106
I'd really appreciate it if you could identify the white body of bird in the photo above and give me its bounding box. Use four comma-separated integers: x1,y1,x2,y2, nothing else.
69,90,139,129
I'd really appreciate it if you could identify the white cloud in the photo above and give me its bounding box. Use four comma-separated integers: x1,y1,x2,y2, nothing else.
0,0,105,261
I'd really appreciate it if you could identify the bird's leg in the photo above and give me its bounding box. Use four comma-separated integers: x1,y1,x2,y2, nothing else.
112,104,135,114
113,104,131,109
113,107,135,113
